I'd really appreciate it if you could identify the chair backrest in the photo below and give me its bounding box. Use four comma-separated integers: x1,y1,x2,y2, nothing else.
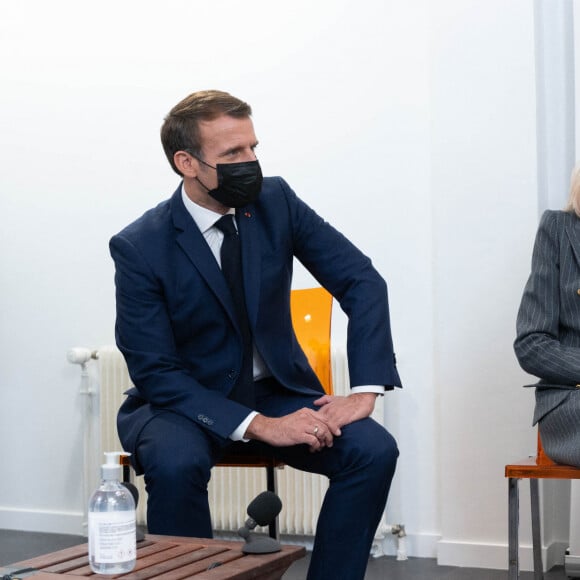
536,431,557,466
290,287,333,395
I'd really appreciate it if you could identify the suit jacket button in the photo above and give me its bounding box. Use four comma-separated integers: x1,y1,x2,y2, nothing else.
577,289,580,295
228,370,237,379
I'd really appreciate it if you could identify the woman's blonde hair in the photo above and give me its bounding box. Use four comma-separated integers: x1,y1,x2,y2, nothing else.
565,164,580,217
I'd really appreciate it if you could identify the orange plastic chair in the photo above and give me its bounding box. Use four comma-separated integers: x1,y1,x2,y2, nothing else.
217,287,333,538
289,287,333,395
505,431,580,578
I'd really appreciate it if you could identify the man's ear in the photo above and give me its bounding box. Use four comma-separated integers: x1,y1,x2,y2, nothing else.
174,151,198,177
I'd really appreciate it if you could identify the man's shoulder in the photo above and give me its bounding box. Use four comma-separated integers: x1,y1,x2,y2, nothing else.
261,175,287,193
258,176,296,205
113,188,178,242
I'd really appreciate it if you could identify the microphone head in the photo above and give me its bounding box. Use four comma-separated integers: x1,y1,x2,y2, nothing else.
247,491,282,526
121,481,139,507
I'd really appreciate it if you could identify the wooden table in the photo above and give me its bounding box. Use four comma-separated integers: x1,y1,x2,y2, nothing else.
3,534,306,580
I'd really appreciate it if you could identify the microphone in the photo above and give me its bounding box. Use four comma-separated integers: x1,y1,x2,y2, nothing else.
238,491,282,554
119,481,145,542
121,481,139,508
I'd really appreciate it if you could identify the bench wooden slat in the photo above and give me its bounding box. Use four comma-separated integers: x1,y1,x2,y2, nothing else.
140,549,243,580
192,546,306,580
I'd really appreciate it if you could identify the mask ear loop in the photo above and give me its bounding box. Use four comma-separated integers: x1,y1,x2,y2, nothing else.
195,176,211,192
187,150,216,170
197,157,217,170
188,151,216,191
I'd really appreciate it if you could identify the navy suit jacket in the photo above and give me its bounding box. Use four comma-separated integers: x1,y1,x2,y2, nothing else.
515,210,580,425
110,176,401,455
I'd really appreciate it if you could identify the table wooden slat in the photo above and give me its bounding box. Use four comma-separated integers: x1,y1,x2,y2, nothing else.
133,549,243,580
192,547,306,580
109,546,234,580
68,544,209,577
8,541,156,571
40,541,181,576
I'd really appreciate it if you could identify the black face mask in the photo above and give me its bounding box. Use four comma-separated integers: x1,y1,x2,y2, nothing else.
194,158,263,208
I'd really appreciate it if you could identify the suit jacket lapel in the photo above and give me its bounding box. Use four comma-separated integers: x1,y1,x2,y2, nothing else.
565,212,580,266
170,188,238,325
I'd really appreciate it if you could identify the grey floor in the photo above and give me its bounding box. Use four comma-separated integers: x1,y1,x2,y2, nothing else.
0,529,569,579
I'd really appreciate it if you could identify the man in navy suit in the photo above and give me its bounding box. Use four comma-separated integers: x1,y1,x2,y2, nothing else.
110,90,401,580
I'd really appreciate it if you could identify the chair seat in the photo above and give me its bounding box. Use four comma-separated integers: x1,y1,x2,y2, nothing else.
505,457,580,480
218,454,284,469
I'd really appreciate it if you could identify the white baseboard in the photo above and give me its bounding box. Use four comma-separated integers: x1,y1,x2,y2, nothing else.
5,509,567,574
437,538,568,571
0,507,85,536
546,541,569,571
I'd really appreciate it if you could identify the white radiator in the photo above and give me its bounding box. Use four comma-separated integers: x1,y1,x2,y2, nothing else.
71,344,398,554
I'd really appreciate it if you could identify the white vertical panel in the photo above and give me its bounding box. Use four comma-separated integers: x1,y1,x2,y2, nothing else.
567,0,580,573
535,0,576,213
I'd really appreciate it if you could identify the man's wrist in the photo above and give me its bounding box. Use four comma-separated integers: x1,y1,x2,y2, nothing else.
230,411,259,442
244,413,275,441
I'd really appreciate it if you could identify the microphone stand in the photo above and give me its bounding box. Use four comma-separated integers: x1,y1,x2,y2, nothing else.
238,522,281,554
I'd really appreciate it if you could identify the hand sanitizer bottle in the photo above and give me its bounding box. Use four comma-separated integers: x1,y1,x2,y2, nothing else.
88,452,137,574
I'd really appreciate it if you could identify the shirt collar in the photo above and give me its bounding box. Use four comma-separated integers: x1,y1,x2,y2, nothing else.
181,183,234,234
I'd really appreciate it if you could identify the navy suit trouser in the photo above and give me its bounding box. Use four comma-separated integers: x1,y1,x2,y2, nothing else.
134,379,398,580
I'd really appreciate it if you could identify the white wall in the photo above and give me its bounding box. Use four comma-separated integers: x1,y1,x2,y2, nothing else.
0,0,567,572
431,0,540,568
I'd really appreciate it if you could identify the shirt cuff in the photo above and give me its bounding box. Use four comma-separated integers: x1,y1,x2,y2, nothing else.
230,411,259,442
351,385,385,395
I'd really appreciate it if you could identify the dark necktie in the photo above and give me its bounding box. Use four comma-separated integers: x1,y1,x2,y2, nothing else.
214,215,255,408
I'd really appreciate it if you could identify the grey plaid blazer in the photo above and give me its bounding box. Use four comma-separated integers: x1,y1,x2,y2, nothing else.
515,209,580,425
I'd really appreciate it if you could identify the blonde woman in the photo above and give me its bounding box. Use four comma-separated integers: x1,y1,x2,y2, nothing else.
514,165,580,465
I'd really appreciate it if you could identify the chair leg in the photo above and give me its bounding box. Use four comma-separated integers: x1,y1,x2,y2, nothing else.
266,465,280,541
530,478,544,580
509,477,520,579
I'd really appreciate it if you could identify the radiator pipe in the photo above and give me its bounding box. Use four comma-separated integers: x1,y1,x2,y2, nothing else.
371,522,407,560
68,347,98,534
390,524,408,561
67,347,98,368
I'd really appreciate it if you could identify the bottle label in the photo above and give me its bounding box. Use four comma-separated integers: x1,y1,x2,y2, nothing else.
88,511,136,563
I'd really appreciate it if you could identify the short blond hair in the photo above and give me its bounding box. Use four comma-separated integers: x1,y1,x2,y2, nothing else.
565,164,580,217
